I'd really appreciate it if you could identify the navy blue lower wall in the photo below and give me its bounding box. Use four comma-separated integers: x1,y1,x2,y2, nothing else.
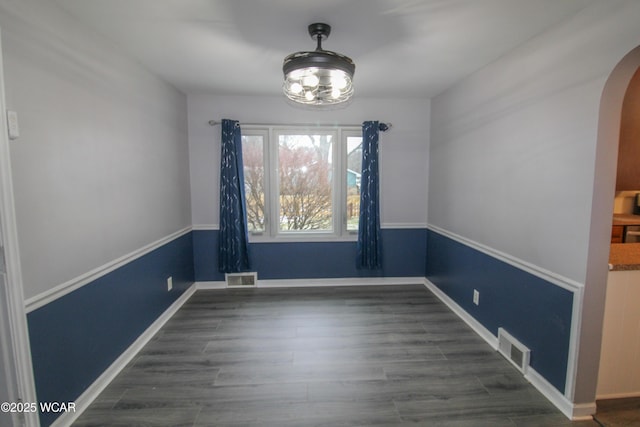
27,232,195,427
425,229,573,393
25,226,575,425
193,228,427,281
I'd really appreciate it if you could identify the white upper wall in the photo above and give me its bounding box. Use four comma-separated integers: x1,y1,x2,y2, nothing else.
0,0,191,300
428,0,640,284
188,94,430,229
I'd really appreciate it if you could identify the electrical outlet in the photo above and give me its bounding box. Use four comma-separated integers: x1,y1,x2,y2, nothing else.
167,276,173,291
473,289,480,305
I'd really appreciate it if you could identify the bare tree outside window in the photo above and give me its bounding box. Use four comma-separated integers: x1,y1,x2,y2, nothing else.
242,135,265,232
278,134,333,231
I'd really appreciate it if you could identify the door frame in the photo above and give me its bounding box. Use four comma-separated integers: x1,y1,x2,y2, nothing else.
0,24,40,427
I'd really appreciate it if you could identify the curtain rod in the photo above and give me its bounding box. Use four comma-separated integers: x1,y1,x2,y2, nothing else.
207,120,392,132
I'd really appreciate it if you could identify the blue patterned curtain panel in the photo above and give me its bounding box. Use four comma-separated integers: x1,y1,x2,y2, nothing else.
218,119,251,272
357,121,382,269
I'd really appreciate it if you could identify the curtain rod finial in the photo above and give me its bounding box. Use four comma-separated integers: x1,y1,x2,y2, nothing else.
208,120,218,126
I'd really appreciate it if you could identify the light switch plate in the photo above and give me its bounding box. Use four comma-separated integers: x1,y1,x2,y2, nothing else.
6,110,19,140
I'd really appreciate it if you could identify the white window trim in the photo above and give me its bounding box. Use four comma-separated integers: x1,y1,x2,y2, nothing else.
242,125,361,242
341,128,363,238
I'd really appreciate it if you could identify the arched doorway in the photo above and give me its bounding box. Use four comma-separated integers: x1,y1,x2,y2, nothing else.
574,45,640,407
595,58,640,399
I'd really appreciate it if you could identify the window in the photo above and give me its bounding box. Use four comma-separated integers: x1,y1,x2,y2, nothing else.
277,132,334,233
346,135,362,231
242,132,266,233
242,126,362,240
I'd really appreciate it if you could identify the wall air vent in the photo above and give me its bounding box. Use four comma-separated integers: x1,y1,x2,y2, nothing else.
225,272,258,288
497,328,531,374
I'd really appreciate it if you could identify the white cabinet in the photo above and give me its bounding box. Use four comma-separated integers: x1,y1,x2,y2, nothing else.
597,270,640,398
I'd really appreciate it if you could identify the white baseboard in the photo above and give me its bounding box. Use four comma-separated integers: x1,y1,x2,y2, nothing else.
423,278,595,421
526,367,595,420
196,277,426,290
257,277,425,288
196,281,227,289
51,284,197,427
423,279,498,349
570,403,598,420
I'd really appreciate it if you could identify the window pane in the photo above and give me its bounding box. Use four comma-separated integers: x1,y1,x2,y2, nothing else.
278,134,333,231
346,136,362,231
242,135,265,233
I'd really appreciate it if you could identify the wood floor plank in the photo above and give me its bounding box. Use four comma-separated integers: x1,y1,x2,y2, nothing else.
73,407,200,427
292,344,445,365
73,285,601,426
213,363,388,386
307,377,488,403
113,382,309,409
393,389,560,421
193,400,400,426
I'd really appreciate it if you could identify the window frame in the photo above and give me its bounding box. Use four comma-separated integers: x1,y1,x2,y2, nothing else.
241,125,361,242
240,129,269,235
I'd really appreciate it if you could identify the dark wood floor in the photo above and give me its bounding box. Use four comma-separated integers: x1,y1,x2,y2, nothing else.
73,285,601,426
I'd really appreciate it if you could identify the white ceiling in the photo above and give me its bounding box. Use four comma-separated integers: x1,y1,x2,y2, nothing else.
54,0,595,98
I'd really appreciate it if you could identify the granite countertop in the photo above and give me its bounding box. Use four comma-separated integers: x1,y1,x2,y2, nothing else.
609,243,640,271
612,213,640,225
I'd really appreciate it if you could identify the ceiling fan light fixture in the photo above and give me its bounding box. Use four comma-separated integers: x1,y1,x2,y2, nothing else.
283,23,355,106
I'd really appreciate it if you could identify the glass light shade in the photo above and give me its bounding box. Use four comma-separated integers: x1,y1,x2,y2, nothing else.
283,44,355,106
290,82,303,94
302,73,320,87
330,74,347,90
283,66,354,106
305,90,315,101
